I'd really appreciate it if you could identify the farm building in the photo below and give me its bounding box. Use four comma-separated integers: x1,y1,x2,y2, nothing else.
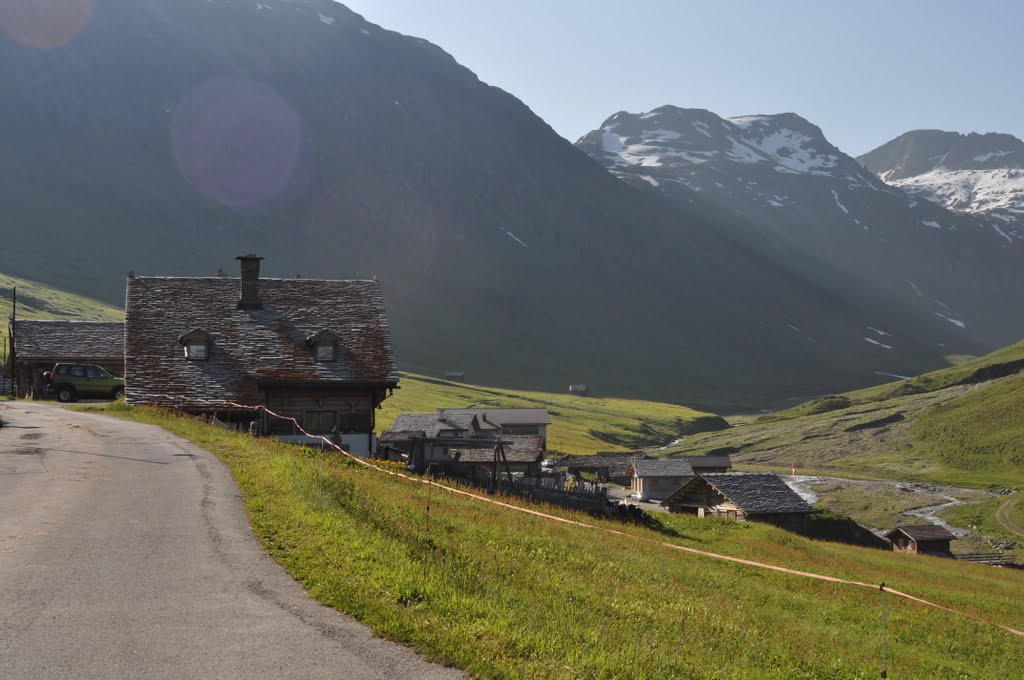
124,255,399,454
884,525,957,556
6,320,124,398
381,408,550,471
556,451,651,485
449,435,545,476
444,370,466,382
628,459,695,501
568,384,589,397
661,473,812,530
681,454,732,474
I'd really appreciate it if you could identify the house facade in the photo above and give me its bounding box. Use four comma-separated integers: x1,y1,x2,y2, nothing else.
124,255,399,455
661,473,812,530
7,320,124,398
628,459,695,500
884,525,956,556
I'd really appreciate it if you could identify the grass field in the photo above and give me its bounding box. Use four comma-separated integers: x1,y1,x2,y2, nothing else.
80,402,1024,679
378,373,728,454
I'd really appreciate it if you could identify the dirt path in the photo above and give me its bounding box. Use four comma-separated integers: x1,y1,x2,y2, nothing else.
995,492,1024,539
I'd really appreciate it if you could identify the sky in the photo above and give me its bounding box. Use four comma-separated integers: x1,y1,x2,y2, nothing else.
341,0,1024,156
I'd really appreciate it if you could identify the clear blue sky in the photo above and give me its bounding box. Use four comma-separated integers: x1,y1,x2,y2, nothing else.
341,0,1024,155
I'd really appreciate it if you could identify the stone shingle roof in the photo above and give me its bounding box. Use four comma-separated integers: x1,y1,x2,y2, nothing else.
442,408,551,426
698,473,812,515
125,276,397,409
681,454,732,470
556,451,650,476
13,320,124,363
884,525,957,542
632,458,694,478
453,435,545,463
390,412,480,438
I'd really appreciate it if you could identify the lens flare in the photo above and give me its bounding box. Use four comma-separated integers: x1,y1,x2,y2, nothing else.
171,76,304,209
0,0,94,49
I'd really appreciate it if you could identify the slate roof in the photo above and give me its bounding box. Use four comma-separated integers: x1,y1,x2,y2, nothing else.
12,320,124,363
664,473,812,515
556,451,651,476
125,276,398,409
443,408,551,426
632,458,694,478
453,435,545,463
390,412,482,438
681,454,733,470
884,525,957,542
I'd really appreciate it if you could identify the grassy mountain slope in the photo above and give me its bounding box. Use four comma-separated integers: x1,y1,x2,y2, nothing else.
0,272,124,352
659,339,1024,488
0,0,973,410
85,403,1024,678
378,373,727,454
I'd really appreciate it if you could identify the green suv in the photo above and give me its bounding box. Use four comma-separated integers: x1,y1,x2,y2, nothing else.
44,363,125,402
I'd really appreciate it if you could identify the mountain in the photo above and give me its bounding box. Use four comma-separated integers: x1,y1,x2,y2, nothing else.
858,130,1024,227
576,106,1024,357
0,1,983,410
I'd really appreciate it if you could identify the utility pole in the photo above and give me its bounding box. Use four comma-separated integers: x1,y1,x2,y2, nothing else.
9,286,16,397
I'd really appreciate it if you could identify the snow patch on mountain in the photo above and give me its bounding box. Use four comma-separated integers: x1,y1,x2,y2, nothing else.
864,337,893,350
934,312,966,328
891,168,1024,216
831,189,849,214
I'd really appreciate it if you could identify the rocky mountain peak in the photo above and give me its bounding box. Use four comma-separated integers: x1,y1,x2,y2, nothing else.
859,130,1024,218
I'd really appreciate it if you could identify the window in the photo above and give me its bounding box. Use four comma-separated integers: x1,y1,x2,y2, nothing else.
178,329,212,361
306,330,339,362
86,366,108,379
315,343,335,362
69,365,86,377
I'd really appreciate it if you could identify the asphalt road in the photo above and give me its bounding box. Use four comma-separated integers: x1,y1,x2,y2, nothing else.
0,402,463,680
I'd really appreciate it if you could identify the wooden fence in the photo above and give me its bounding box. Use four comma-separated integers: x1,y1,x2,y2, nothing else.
430,465,611,516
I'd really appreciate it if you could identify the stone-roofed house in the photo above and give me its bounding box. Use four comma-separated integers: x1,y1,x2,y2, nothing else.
680,454,732,474
884,525,957,557
628,458,695,501
124,255,399,454
450,434,545,476
661,473,812,530
555,451,652,485
7,320,124,398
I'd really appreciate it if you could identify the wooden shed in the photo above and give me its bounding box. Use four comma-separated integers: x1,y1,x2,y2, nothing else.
661,473,812,531
7,320,124,398
884,525,957,556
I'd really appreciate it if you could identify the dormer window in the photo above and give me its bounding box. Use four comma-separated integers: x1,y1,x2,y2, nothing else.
178,328,212,361
306,329,339,363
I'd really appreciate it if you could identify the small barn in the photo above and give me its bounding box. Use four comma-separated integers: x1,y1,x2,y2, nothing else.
628,459,695,501
568,384,589,397
449,435,545,477
682,454,732,474
557,451,650,485
7,320,124,398
661,473,812,530
444,370,466,382
884,525,957,556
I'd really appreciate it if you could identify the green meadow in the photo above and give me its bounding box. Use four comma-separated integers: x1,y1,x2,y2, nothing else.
81,402,1024,679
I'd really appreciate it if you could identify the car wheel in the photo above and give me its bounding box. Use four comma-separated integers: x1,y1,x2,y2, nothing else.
113,387,125,400
57,387,76,403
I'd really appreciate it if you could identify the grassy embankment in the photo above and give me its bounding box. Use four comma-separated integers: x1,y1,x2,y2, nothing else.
657,339,1024,553
659,339,1024,489
378,373,727,454
0,272,124,352
82,402,1024,678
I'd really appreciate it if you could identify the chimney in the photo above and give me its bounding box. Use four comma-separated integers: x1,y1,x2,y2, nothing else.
235,254,264,309
436,408,446,421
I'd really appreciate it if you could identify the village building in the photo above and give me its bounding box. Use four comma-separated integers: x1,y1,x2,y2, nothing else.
884,525,957,557
449,435,545,477
556,451,651,485
444,370,466,382
124,255,399,455
661,473,812,530
380,407,550,471
682,454,733,474
628,458,695,501
6,320,125,398
568,384,589,397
